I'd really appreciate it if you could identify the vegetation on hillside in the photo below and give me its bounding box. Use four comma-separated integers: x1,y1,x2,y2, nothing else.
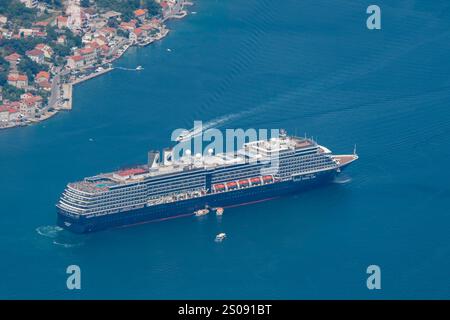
0,0,38,28
97,0,161,21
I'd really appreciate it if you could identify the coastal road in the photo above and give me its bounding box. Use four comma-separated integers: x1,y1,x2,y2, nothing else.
47,72,61,110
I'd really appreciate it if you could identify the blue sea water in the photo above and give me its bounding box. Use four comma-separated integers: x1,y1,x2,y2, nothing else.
1,0,449,299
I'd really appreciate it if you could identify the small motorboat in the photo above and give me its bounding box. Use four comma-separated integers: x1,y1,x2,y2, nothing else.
167,48,172,52
136,65,144,71
215,233,226,242
216,207,224,216
195,209,209,217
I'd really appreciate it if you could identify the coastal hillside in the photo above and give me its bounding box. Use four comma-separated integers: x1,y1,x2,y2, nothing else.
0,0,187,129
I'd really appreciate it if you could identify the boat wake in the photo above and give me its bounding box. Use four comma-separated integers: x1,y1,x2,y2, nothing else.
179,111,254,141
52,240,83,248
333,175,352,184
36,225,85,248
36,225,63,238
115,66,143,71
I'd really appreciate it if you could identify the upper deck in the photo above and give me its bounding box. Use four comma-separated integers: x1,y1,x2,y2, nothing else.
68,135,319,193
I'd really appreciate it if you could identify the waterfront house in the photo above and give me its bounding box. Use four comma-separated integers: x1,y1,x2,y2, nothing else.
20,95,42,118
0,107,8,123
8,108,20,122
129,28,144,43
26,49,45,64
99,44,111,58
0,106,19,123
67,55,85,69
19,100,36,118
150,18,161,29
77,47,98,66
7,74,28,89
140,24,155,33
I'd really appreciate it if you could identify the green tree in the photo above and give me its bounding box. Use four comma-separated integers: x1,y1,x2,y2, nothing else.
0,72,7,86
2,84,24,102
0,0,38,26
144,0,161,16
18,56,48,79
80,0,90,8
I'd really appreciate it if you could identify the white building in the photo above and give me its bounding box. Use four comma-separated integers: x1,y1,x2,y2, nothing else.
20,0,39,8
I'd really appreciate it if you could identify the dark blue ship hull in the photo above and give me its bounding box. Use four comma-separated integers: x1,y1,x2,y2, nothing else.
57,170,337,233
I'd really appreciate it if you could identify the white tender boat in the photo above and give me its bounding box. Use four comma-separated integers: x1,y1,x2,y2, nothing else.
215,233,226,242
195,209,209,217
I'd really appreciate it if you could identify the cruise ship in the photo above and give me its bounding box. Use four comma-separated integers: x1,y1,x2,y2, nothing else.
56,131,358,233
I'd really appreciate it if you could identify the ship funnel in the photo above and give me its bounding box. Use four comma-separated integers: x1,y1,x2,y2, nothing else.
148,150,160,170
163,147,173,166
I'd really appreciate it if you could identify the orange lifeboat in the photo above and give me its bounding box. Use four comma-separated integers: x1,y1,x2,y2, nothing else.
262,175,273,183
226,181,238,190
250,177,261,185
238,179,249,187
214,184,225,192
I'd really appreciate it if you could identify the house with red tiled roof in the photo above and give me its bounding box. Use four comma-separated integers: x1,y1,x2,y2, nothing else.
0,105,20,122
34,21,49,28
129,28,144,42
8,108,20,121
19,28,34,37
67,55,85,69
97,27,116,39
92,35,108,46
134,9,147,21
119,21,136,31
35,71,50,83
150,18,161,29
37,80,52,91
7,74,28,89
77,46,98,66
26,49,45,64
20,94,42,118
35,44,53,59
56,16,68,29
0,106,9,122
99,44,111,57
5,53,21,65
